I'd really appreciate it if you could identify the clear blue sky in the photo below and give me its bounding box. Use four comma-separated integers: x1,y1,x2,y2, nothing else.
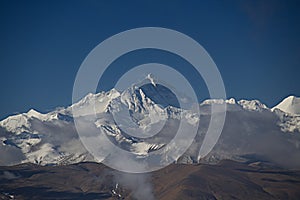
1,0,300,119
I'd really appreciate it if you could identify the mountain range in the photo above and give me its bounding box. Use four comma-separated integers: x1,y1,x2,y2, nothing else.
0,75,300,169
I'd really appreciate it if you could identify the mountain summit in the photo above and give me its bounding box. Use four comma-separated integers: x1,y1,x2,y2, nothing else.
273,96,300,115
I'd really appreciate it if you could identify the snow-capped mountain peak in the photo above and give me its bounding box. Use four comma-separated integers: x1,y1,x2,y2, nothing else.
272,96,300,115
69,88,121,117
237,99,268,112
146,73,157,87
26,109,54,121
226,98,236,104
27,109,42,118
200,98,236,105
0,113,30,134
200,98,269,113
0,108,58,134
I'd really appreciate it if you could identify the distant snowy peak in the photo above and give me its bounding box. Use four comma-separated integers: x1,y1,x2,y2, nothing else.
201,98,236,105
0,113,31,134
200,98,268,112
0,109,58,134
27,109,59,121
272,96,300,115
27,109,44,119
237,99,268,112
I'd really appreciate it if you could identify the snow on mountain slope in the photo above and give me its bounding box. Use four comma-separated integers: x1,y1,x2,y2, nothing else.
238,99,268,112
0,78,193,166
273,108,300,132
67,89,120,117
0,75,300,167
200,98,268,113
0,109,58,134
271,96,300,133
201,98,236,105
273,96,300,115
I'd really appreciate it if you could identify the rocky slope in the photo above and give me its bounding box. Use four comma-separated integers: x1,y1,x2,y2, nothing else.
1,160,300,200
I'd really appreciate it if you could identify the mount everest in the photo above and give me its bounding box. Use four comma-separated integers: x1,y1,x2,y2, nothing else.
1,75,300,168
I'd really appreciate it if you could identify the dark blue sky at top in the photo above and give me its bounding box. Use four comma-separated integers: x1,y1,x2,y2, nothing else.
0,0,300,119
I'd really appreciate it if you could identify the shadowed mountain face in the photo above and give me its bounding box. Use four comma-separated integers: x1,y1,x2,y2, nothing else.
1,161,300,200
139,83,180,108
